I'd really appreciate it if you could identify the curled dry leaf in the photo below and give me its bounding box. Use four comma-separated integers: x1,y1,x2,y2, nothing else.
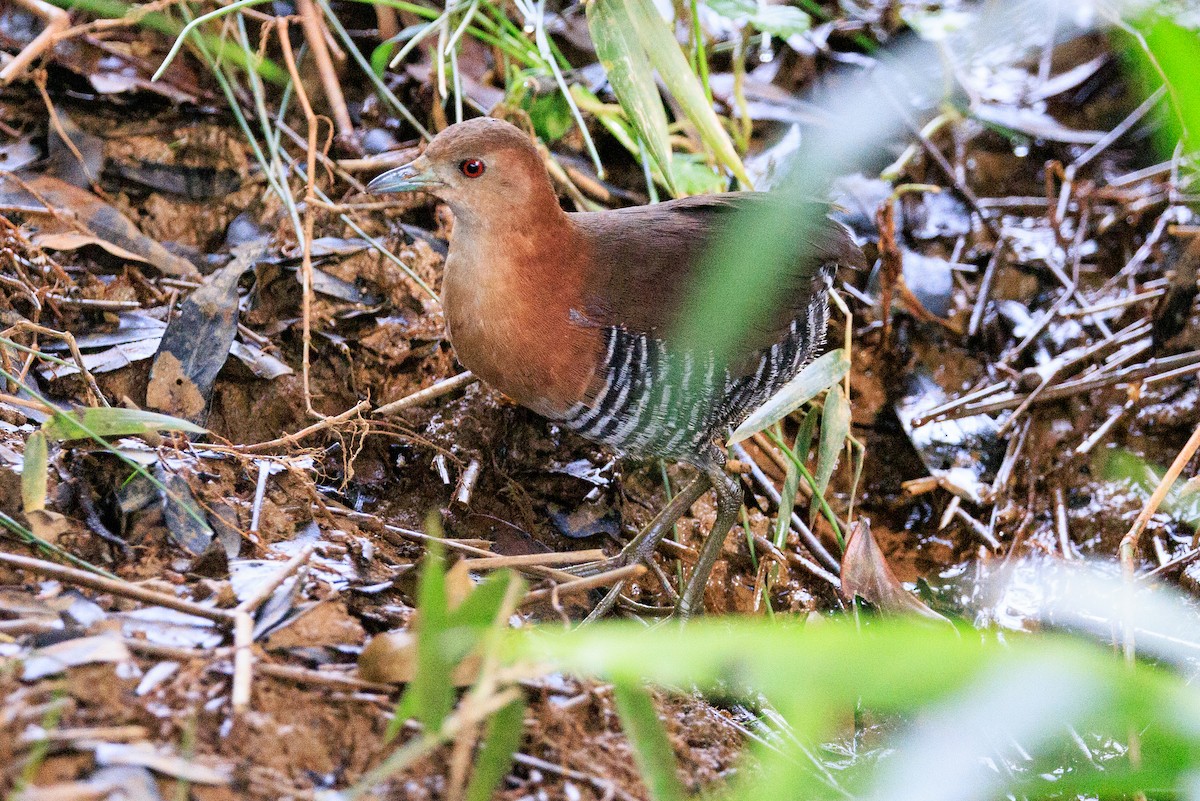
147,255,257,423
0,172,199,278
840,519,949,623
357,629,482,686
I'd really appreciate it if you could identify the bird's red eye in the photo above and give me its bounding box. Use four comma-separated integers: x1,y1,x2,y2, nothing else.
460,159,486,178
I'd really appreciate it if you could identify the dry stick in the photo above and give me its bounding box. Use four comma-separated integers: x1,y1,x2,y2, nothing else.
946,350,1200,420
988,416,1030,503
1053,486,1073,559
1076,389,1140,455
296,0,354,142
1056,86,1168,224
2,322,107,407
237,543,315,615
326,506,582,584
911,382,1009,428
0,389,46,419
1119,421,1200,575
277,18,328,421
374,371,477,416
240,400,371,453
453,458,482,506
459,550,606,570
231,611,255,712
1118,420,1200,709
50,0,180,40
374,2,399,40
255,662,394,694
0,274,41,311
0,0,68,84
0,552,235,622
521,564,647,605
1066,289,1165,318
1100,203,1175,295
513,753,638,801
34,71,102,193
123,638,396,694
968,241,1005,339
43,295,141,311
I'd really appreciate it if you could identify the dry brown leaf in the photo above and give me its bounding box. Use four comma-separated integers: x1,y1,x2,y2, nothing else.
840,519,949,623
357,630,481,686
0,173,199,278
146,351,206,420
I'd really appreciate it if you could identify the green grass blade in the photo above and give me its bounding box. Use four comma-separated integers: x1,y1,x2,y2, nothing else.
624,0,751,187
773,435,799,550
587,0,675,192
151,0,273,81
813,383,850,511
729,349,850,444
21,430,48,514
611,684,685,801
411,524,454,731
463,696,527,801
41,408,205,442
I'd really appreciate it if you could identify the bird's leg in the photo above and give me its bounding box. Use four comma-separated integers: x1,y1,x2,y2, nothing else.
569,472,711,578
621,473,712,566
676,453,743,618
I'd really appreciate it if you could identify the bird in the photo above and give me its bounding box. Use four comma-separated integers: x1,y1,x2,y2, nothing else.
368,117,864,617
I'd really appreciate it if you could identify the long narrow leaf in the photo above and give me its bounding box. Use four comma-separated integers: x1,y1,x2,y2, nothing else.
813,382,851,507
411,525,454,731
730,349,850,444
612,684,685,801
42,408,205,442
21,431,48,514
463,696,527,801
587,0,675,192
774,437,799,550
624,0,751,187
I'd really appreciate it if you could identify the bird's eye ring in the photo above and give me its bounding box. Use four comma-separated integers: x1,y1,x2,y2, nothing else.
460,159,486,178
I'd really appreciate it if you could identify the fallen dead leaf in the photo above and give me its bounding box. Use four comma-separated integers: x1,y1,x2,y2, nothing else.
840,519,949,623
22,634,132,680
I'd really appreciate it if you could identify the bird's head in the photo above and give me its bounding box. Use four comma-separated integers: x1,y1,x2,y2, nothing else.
367,118,557,225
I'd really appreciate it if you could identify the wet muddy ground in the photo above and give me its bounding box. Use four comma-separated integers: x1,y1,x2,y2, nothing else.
2,5,1199,800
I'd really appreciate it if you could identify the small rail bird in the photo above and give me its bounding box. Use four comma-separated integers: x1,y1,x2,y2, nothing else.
369,118,863,616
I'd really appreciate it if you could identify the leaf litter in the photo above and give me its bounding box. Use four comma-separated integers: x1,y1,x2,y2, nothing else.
0,3,1197,800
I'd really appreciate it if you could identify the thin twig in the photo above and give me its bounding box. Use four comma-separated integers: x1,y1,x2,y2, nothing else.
0,0,68,84
296,0,354,141
240,400,371,453
521,564,647,605
0,551,235,622
1119,422,1200,573
374,372,476,416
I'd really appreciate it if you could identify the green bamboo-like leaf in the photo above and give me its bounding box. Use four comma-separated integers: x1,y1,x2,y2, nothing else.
729,349,850,444
463,696,527,801
42,408,205,443
773,436,799,549
411,527,454,732
813,382,851,508
587,0,675,192
21,431,48,514
612,684,685,801
623,0,751,187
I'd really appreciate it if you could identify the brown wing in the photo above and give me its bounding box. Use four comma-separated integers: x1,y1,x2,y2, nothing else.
570,192,864,375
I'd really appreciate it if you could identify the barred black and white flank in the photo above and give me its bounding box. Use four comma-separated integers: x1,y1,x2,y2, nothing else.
559,261,835,460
